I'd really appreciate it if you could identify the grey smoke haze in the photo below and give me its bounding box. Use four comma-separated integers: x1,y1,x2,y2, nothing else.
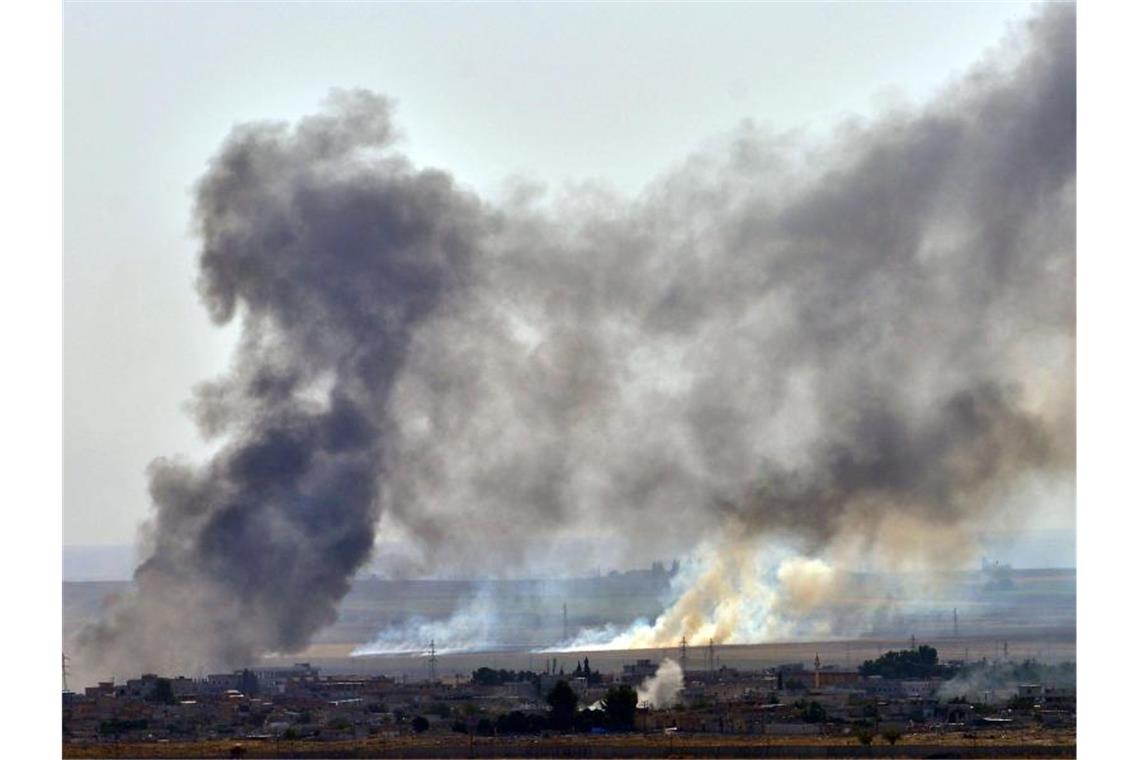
76,6,1074,679
383,5,1073,573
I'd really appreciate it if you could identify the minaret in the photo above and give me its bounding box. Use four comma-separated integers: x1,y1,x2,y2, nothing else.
813,653,821,690
680,635,688,672
428,639,437,683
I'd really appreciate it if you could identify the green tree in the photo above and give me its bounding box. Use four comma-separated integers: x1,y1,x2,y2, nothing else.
601,685,638,731
859,646,952,679
546,680,578,731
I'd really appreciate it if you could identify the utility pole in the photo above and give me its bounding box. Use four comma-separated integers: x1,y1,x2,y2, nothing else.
428,639,437,683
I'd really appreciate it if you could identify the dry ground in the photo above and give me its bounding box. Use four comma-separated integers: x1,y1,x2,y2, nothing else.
64,729,1076,759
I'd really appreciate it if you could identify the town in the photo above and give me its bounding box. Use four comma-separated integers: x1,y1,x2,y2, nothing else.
62,644,1075,757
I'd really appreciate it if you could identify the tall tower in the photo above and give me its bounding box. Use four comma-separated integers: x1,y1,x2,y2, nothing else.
428,639,438,683
813,653,821,690
62,652,70,693
707,639,714,673
680,635,688,672
910,634,917,651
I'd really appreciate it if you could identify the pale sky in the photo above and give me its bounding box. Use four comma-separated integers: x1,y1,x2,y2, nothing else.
64,0,1046,547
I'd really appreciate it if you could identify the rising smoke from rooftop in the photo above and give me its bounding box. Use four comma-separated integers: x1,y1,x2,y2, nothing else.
75,5,1074,680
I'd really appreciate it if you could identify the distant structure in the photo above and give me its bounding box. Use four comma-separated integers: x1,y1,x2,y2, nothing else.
910,634,917,651
621,659,658,683
428,639,437,683
562,602,568,641
813,653,821,690
62,652,70,693
707,639,715,672
680,635,688,672
953,608,959,637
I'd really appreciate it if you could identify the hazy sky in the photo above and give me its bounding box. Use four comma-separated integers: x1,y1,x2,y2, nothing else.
64,0,1045,548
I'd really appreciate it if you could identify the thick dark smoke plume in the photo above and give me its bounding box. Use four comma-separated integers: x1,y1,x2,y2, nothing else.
77,90,484,678
76,6,1074,677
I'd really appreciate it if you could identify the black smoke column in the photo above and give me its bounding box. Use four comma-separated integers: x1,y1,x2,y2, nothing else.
77,90,484,677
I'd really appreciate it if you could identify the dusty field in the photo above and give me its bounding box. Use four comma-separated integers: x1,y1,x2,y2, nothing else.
262,631,1076,683
65,568,1075,687
63,729,1077,759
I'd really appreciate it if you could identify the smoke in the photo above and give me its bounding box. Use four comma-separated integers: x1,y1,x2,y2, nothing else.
352,581,553,656
74,5,1074,682
637,658,685,708
74,89,485,681
381,4,1073,573
937,660,1076,703
404,3,1071,647
351,591,501,657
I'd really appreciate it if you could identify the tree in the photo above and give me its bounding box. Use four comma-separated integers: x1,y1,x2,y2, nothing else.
602,685,638,731
546,680,578,731
411,715,429,733
855,726,876,747
800,700,827,723
882,725,903,745
859,646,953,679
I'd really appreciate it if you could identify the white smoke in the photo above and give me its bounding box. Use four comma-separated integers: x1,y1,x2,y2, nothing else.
637,657,685,708
352,584,503,656
558,537,848,651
